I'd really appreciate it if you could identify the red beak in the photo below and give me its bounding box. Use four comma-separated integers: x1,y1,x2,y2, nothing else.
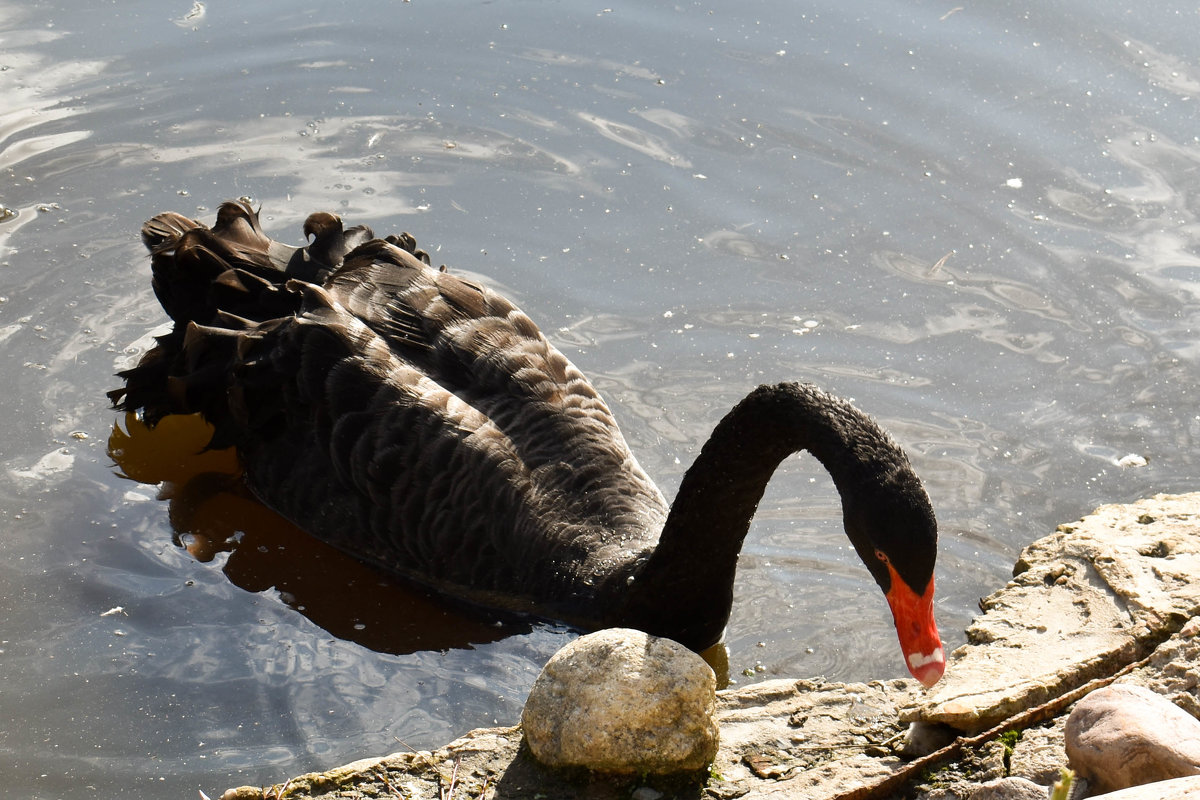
883,562,945,688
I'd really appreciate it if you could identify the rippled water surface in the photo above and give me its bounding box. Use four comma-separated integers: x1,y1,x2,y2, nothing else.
3,1,1199,796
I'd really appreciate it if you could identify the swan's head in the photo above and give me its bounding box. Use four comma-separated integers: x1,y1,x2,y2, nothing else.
844,475,945,689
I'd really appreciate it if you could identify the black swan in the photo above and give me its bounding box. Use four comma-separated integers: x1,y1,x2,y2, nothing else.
110,200,945,687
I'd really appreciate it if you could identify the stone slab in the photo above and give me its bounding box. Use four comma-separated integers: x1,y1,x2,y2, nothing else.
905,493,1200,733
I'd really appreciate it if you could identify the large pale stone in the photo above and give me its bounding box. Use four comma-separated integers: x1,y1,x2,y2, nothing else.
1065,684,1200,794
521,628,718,774
1086,775,1200,799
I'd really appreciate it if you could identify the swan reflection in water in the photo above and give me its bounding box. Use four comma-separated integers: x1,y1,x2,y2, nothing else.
108,411,532,654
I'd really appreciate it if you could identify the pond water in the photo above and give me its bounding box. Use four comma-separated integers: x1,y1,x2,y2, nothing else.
2,0,1199,796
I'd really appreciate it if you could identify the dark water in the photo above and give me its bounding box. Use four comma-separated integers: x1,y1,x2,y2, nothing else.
2,0,1198,796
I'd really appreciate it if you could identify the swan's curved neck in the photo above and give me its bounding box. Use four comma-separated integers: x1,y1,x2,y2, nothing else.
620,382,924,650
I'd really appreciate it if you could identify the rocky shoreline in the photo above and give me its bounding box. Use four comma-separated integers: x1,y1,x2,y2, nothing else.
219,493,1200,800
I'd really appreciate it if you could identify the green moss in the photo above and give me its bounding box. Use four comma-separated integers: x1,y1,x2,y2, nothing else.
917,762,957,788
998,729,1021,756
998,728,1023,775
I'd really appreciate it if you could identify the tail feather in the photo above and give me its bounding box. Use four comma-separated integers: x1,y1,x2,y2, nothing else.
141,211,206,254
115,200,429,452
119,202,297,438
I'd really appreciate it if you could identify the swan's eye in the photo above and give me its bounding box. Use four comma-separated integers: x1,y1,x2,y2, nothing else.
875,548,890,565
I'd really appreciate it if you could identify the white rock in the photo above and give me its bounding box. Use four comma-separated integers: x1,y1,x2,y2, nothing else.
1086,774,1200,799
898,720,956,758
521,628,718,774
1065,683,1200,794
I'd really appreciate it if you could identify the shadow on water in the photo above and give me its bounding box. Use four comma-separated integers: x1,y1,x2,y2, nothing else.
107,411,531,655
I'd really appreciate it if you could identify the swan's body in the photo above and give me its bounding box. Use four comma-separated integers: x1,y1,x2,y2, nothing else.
112,201,945,687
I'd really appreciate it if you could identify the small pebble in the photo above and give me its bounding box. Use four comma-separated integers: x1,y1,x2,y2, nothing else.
632,788,663,800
